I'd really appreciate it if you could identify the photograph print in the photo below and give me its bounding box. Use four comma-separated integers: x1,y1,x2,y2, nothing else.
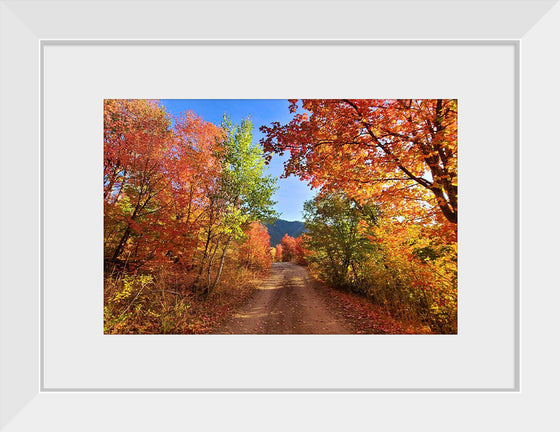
104,99,457,335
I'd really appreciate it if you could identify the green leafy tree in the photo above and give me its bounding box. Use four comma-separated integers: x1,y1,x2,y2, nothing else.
202,116,278,295
303,192,378,288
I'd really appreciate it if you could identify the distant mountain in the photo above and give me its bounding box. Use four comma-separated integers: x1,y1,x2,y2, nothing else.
265,219,306,246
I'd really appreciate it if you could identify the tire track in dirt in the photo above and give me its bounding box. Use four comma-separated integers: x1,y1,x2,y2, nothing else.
215,262,352,334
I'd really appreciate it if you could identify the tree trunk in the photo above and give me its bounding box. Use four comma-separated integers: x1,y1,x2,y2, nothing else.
210,236,232,293
110,190,149,263
193,226,212,291
111,225,131,263
205,239,221,293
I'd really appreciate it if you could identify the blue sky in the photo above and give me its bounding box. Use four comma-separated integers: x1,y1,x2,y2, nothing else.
159,99,315,222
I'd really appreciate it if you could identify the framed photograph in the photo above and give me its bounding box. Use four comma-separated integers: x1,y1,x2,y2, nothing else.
1,1,558,430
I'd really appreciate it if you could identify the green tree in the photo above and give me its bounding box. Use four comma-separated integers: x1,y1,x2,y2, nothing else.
303,193,378,288
203,116,278,295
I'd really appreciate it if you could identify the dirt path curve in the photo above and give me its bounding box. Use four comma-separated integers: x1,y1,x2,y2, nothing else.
215,262,352,334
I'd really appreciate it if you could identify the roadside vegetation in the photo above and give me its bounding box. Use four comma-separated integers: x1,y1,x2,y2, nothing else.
104,100,276,333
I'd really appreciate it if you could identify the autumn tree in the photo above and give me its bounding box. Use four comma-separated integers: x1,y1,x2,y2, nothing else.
280,234,297,262
274,244,283,262
238,221,272,271
104,100,173,266
103,99,228,274
260,99,457,228
166,111,222,268
293,235,308,265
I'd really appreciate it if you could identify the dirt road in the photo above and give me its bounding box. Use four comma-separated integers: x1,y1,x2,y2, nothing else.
216,262,352,334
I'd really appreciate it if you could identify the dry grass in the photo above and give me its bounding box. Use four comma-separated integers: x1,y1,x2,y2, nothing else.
104,264,266,334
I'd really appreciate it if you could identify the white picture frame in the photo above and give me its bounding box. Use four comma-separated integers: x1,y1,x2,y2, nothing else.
1,0,558,430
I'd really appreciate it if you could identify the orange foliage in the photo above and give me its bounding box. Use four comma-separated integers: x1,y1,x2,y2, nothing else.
279,233,307,264
293,235,308,265
274,244,283,262
261,99,457,235
280,234,296,262
104,100,223,268
238,222,272,271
